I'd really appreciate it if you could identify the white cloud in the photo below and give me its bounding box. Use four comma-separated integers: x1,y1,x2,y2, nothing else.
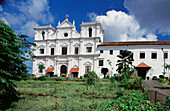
1,0,54,38
124,0,170,35
3,12,26,26
94,10,157,42
1,17,10,25
20,21,38,37
87,12,97,21
15,0,54,24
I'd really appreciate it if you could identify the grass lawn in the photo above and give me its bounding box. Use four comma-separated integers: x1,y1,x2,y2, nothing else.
4,80,125,111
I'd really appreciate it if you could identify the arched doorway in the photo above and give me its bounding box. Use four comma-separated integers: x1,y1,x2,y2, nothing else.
101,68,109,78
60,65,67,77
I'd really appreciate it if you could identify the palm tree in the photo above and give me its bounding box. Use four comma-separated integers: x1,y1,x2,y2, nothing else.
164,64,170,79
116,50,134,79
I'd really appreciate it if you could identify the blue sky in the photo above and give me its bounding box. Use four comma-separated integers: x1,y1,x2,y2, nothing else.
1,0,170,73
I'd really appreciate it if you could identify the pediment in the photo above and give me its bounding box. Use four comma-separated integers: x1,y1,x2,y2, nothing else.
60,42,68,47
59,20,73,28
73,43,80,47
37,62,44,65
48,65,54,68
85,43,93,46
73,65,78,68
83,62,92,66
37,45,45,49
49,44,56,47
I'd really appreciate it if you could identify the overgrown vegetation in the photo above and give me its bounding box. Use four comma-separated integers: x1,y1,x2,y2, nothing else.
100,90,164,111
157,78,170,87
0,80,119,110
0,19,35,96
0,78,168,110
121,73,142,90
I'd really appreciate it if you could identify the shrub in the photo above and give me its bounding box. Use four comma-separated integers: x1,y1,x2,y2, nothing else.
55,77,68,81
157,78,166,83
38,76,47,81
165,95,170,109
106,75,110,79
121,73,142,90
100,90,164,111
52,75,58,77
32,77,38,80
165,77,168,80
80,76,83,79
27,74,38,80
84,71,99,85
110,76,115,83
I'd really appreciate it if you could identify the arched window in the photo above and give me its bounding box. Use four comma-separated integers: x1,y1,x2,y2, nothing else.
89,27,92,37
42,31,45,40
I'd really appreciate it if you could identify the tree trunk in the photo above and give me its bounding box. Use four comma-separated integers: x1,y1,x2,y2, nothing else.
104,74,106,78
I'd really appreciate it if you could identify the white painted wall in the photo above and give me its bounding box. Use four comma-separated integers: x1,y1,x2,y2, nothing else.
33,19,103,77
97,45,170,78
32,18,170,79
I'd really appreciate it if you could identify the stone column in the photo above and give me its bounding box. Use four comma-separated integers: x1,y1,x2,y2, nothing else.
93,57,97,72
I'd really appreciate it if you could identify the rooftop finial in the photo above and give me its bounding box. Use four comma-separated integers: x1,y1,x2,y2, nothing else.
73,20,75,25
65,14,69,19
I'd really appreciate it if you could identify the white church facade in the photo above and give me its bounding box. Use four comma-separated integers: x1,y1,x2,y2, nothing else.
32,16,170,79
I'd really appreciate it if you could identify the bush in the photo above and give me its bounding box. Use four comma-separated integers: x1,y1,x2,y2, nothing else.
165,95,170,109
52,75,58,77
106,75,110,79
110,76,115,83
157,78,166,83
165,77,168,80
27,74,38,80
55,77,66,81
84,71,99,85
80,76,83,79
121,73,142,90
38,76,47,81
100,90,164,111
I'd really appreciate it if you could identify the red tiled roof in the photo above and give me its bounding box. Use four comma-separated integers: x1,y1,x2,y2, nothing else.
136,62,151,68
45,67,54,72
98,41,170,46
51,29,56,35
70,68,79,72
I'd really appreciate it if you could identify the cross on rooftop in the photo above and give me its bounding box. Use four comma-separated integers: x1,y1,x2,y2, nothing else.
65,14,69,19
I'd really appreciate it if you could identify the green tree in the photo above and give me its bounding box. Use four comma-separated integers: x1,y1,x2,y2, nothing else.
116,50,134,79
0,19,35,96
101,68,108,78
164,64,170,79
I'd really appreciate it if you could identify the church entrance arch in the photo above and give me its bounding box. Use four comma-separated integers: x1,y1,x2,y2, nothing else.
60,65,67,77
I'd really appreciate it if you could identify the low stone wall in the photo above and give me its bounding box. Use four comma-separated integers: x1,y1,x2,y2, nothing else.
142,80,169,107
